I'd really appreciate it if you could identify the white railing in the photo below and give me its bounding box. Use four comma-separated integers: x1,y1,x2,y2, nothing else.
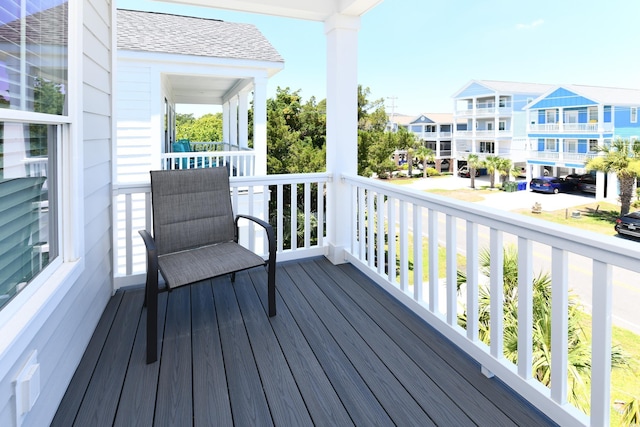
530,124,560,132
563,123,599,132
563,152,598,162
342,174,640,427
161,150,255,176
112,173,331,288
111,171,640,426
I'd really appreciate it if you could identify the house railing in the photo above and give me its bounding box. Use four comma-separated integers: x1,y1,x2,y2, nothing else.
161,150,256,176
112,171,640,426
112,173,331,288
341,173,640,427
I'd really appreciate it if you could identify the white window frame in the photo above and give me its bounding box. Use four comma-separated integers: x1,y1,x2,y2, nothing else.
546,109,557,124
631,107,637,123
545,138,557,151
564,139,578,153
0,0,84,358
588,107,598,122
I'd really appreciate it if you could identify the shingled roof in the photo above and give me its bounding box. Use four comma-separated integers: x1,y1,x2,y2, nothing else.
117,9,284,63
0,2,67,46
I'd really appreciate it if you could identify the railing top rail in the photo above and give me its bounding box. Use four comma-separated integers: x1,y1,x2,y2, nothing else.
342,173,640,272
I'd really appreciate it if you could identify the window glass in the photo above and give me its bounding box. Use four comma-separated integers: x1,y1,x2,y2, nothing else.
632,107,637,123
0,0,67,310
1,122,58,309
0,0,68,114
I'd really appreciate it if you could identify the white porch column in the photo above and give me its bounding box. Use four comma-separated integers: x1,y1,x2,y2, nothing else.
229,96,239,148
252,76,268,176
222,101,230,146
325,14,360,264
238,90,249,150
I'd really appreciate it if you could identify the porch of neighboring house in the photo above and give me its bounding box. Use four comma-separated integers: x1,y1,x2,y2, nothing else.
52,257,555,426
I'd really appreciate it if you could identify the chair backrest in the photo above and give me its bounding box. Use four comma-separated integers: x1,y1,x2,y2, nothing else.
150,167,235,256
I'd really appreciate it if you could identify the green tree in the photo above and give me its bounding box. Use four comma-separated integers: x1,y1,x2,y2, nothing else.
457,246,627,411
586,138,640,216
414,146,434,178
483,155,501,188
467,154,483,189
396,127,418,177
496,157,513,185
266,87,326,175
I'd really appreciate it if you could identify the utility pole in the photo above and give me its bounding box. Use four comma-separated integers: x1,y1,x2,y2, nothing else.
387,96,398,131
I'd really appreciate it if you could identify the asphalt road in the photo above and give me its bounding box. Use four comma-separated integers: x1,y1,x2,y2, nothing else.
401,175,640,335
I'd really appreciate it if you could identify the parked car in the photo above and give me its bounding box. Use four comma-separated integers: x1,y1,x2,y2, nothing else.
577,175,596,193
458,166,479,178
615,211,640,239
529,176,576,194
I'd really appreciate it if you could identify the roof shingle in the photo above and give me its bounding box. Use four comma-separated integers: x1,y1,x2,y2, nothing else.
117,9,284,63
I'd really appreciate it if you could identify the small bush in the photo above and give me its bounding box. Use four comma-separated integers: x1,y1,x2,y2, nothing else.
426,167,439,176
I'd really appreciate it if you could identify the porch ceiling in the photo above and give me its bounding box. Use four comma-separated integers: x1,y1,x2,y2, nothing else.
165,74,251,105
153,0,384,21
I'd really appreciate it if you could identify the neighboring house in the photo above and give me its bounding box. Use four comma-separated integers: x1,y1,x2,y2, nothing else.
393,113,461,172
452,80,553,176
116,9,284,183
524,84,640,199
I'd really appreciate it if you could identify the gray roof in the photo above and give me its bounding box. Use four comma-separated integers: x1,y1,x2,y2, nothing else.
472,80,555,95
117,9,284,63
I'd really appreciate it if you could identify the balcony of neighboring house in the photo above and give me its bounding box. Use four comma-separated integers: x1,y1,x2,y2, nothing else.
529,120,614,134
60,172,640,427
162,140,255,176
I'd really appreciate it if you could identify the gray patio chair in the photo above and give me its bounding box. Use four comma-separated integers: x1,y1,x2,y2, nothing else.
139,167,276,363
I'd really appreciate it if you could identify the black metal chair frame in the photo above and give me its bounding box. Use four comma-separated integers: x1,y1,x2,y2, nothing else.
139,167,276,364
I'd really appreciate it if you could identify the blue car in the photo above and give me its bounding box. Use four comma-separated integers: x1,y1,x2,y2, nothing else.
530,176,576,194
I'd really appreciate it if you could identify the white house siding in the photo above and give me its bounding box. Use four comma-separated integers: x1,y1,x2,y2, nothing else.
115,64,159,184
0,0,114,426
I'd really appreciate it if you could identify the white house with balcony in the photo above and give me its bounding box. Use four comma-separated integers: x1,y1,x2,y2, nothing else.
524,84,640,199
452,80,553,177
116,9,284,182
2,2,639,427
392,113,460,172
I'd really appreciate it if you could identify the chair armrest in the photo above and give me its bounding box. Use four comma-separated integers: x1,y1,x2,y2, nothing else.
235,214,276,260
139,230,158,272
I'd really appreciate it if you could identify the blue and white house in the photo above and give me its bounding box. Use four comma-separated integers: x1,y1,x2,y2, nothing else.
524,84,640,199
452,80,553,176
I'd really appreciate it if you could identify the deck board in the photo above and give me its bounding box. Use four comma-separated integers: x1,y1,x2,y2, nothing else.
54,257,557,426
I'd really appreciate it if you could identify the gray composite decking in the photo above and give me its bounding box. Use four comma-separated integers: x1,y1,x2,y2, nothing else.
53,257,557,426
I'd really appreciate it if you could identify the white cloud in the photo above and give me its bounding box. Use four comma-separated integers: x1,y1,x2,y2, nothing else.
516,19,544,30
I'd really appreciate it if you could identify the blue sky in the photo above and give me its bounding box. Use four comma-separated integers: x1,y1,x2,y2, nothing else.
118,0,640,116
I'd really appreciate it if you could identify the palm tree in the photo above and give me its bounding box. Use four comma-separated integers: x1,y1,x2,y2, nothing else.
496,157,513,186
396,127,418,177
457,246,627,411
586,138,640,216
415,146,435,178
467,153,482,189
483,155,501,188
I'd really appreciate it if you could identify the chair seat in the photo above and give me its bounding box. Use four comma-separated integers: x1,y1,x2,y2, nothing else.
158,241,266,289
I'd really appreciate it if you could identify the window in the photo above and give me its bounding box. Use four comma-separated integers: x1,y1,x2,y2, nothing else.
546,110,557,124
499,121,506,131
480,141,494,153
588,107,598,122
0,0,68,310
564,110,578,124
545,139,557,151
589,139,599,152
565,139,578,153
632,107,637,123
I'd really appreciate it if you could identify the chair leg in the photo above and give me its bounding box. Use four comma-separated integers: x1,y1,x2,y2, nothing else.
267,264,276,317
146,272,158,364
